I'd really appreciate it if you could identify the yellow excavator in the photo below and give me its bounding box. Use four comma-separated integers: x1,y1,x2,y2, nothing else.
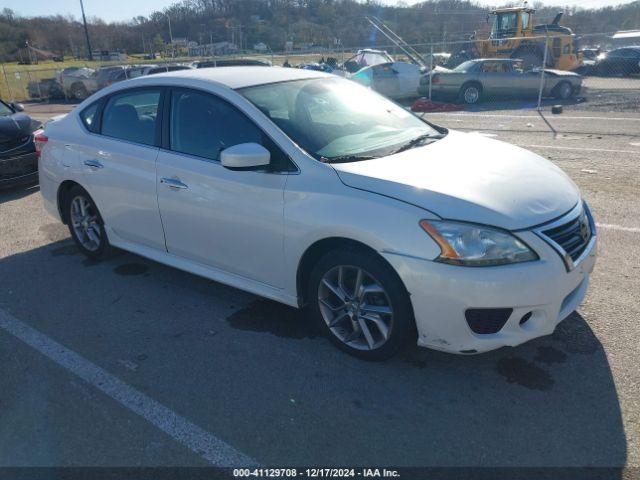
449,5,582,71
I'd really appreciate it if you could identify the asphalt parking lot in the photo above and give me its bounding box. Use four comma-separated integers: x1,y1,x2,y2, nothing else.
1,100,639,472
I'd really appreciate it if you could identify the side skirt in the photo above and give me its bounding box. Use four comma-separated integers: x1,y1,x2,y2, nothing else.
106,226,300,308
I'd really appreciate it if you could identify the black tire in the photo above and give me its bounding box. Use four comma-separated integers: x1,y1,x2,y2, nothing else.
553,81,574,100
458,82,482,105
307,248,415,361
71,83,88,100
63,185,111,260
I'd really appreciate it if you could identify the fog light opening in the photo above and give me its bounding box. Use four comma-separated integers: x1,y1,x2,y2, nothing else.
519,312,533,326
465,308,513,334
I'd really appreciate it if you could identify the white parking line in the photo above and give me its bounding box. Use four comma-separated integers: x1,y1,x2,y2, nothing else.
0,307,257,467
522,145,640,155
596,223,640,233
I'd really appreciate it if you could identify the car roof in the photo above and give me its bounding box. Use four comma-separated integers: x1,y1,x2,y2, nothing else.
126,66,329,89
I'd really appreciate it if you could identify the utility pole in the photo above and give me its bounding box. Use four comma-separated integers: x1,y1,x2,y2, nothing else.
165,13,174,58
79,0,93,61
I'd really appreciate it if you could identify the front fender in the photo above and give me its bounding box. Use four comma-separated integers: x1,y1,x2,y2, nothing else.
282,165,441,299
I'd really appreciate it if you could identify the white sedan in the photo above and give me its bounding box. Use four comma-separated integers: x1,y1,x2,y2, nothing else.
38,67,597,360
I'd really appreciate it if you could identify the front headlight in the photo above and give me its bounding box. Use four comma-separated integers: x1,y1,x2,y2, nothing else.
420,220,538,266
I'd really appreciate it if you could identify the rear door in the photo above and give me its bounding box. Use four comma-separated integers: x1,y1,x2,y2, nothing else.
80,87,166,251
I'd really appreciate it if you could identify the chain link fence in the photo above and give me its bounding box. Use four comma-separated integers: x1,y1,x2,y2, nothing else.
2,31,639,117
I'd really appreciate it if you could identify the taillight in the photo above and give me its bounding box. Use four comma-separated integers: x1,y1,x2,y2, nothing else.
34,130,48,158
432,75,442,84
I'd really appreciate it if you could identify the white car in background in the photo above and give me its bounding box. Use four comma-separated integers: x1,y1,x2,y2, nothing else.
38,67,596,360
340,49,422,100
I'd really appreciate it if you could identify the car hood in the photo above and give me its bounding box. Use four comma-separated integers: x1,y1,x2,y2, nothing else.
0,113,37,143
331,131,580,230
544,68,581,77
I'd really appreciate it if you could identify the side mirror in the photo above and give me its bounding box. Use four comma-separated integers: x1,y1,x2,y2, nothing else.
220,143,270,169
11,102,25,112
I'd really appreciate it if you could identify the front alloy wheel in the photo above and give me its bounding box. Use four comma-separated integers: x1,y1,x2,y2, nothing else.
556,81,573,100
318,265,393,351
309,249,414,360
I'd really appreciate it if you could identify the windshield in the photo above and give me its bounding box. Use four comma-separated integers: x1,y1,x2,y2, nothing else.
359,51,394,67
96,68,121,81
69,67,94,78
453,60,477,73
0,101,13,116
240,77,442,162
491,12,518,39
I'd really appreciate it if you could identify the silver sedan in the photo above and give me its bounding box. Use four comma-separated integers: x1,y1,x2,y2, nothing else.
418,58,583,104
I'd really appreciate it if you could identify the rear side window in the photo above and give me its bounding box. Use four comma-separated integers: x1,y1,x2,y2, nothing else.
80,101,101,133
101,89,161,146
169,88,292,170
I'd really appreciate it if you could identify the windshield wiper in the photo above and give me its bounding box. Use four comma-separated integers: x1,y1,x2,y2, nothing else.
320,155,378,164
390,133,445,155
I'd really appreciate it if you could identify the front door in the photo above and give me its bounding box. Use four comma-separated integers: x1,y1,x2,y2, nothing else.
477,61,516,97
155,88,290,287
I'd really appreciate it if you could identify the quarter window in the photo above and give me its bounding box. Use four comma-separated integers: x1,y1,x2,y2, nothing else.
80,101,100,133
101,89,161,146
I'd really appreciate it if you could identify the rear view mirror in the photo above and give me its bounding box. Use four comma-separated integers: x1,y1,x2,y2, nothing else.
220,143,270,169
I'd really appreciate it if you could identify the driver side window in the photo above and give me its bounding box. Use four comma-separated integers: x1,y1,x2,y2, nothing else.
169,89,293,171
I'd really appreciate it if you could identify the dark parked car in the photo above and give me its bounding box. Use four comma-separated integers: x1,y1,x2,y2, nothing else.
594,47,640,76
27,78,65,99
95,65,131,88
109,64,193,82
195,58,271,68
0,100,41,189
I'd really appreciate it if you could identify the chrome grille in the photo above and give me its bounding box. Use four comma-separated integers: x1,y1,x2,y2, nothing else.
538,204,594,271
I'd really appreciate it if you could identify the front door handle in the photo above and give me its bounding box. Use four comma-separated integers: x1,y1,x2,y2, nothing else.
83,159,104,169
160,177,189,190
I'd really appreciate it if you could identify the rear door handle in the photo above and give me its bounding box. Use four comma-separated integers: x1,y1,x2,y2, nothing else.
160,177,188,190
83,159,104,169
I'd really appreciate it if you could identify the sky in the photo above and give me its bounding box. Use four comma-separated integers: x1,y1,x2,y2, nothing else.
3,0,638,23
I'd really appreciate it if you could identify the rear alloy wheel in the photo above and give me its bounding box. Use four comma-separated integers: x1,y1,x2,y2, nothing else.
309,249,414,360
460,83,481,105
65,186,111,260
555,81,573,100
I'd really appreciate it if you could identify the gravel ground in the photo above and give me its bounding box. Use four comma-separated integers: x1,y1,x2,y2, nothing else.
0,102,638,471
